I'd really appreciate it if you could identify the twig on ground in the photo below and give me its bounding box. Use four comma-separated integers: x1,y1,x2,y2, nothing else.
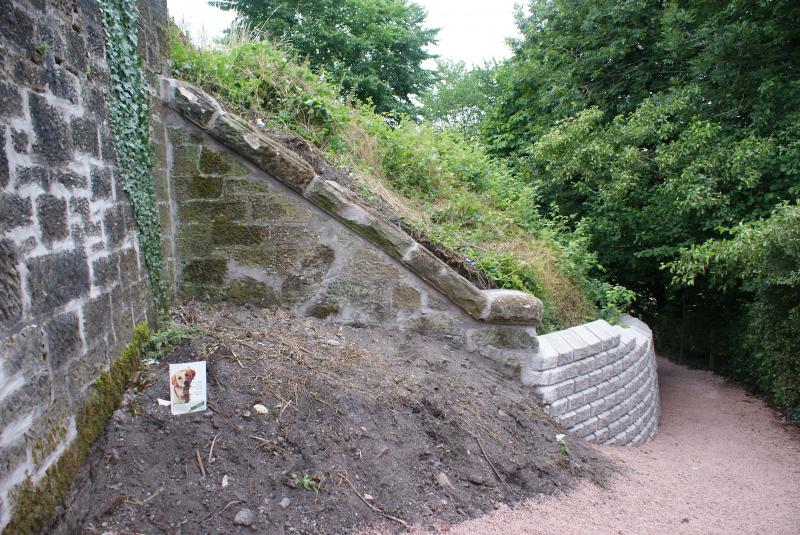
200,499,244,523
208,433,219,464
126,483,165,506
474,435,505,484
337,471,410,530
195,449,206,479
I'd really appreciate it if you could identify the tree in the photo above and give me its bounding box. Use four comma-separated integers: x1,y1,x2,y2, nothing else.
212,0,438,115
417,60,500,139
485,0,800,420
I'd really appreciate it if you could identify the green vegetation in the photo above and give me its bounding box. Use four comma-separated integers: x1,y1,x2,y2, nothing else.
170,28,632,331
143,320,200,360
290,473,323,491
99,0,165,309
211,0,437,115
482,0,800,421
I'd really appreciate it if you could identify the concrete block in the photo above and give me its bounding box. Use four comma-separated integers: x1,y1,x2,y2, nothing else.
522,336,559,375
539,332,575,365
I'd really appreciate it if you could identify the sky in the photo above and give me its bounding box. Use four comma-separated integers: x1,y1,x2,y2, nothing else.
166,0,522,67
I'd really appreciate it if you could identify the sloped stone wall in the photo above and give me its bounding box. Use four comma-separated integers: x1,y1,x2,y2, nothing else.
159,79,544,360
0,0,166,528
522,315,660,445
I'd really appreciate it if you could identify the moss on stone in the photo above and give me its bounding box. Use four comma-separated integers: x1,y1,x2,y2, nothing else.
170,144,201,177
173,176,224,201
175,223,213,259
3,323,149,535
224,278,278,306
211,219,265,246
182,258,227,285
199,148,248,176
177,199,246,222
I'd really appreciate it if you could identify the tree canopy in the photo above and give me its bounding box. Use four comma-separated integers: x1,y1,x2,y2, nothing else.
476,0,800,420
212,0,438,114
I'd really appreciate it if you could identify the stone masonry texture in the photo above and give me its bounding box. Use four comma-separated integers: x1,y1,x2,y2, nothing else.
161,87,545,366
0,0,167,528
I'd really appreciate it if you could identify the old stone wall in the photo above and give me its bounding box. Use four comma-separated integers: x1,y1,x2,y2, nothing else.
159,79,544,361
0,0,165,527
521,315,660,445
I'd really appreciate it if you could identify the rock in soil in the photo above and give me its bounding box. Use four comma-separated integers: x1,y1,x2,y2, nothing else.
233,508,255,526
49,302,612,535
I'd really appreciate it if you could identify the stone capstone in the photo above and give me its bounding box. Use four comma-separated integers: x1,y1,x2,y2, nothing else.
481,289,544,324
207,113,316,192
170,82,221,129
304,178,415,260
403,245,487,320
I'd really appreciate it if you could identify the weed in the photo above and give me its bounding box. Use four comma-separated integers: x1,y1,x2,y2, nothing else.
143,321,200,360
289,473,323,492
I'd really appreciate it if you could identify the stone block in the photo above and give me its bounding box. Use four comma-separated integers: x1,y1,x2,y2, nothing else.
209,220,266,246
170,143,201,176
403,245,485,320
521,336,559,376
406,314,464,345
206,112,316,191
30,92,72,165
0,4,35,53
0,80,23,119
178,199,247,223
103,205,128,247
71,116,99,155
118,248,140,286
82,293,113,344
182,258,227,285
558,329,597,361
90,166,112,199
67,341,109,397
199,147,248,176
224,277,278,307
27,249,90,315
0,193,33,232
170,81,222,129
45,312,81,371
15,166,49,190
12,129,29,154
249,194,311,223
0,324,46,378
472,325,538,351
53,170,87,189
0,239,23,329
305,178,415,259
27,404,71,470
173,176,224,201
481,289,543,325
0,373,50,430
36,194,69,244
0,438,28,483
392,284,421,310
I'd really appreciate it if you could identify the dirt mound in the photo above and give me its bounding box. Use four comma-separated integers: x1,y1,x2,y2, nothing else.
51,303,610,534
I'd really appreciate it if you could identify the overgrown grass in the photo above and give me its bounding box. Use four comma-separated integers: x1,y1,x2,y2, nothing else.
169,27,629,330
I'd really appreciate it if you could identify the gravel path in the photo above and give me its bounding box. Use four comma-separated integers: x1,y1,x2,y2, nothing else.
448,357,800,535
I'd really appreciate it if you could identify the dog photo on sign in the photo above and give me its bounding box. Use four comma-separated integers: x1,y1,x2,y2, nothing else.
169,361,207,415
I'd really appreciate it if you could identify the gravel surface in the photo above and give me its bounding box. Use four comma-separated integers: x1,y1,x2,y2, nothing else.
445,357,800,535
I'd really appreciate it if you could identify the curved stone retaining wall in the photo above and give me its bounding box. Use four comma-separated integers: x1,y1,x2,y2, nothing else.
522,315,660,445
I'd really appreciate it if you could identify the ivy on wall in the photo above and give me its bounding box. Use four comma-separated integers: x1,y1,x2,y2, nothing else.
98,0,165,309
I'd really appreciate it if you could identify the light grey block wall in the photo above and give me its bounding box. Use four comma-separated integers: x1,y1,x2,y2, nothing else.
521,315,660,446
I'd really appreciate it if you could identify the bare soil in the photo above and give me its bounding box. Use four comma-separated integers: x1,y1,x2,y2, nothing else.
50,302,610,535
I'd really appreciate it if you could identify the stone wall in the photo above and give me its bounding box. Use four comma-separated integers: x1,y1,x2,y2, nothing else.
159,79,544,360
0,0,165,527
521,315,660,445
